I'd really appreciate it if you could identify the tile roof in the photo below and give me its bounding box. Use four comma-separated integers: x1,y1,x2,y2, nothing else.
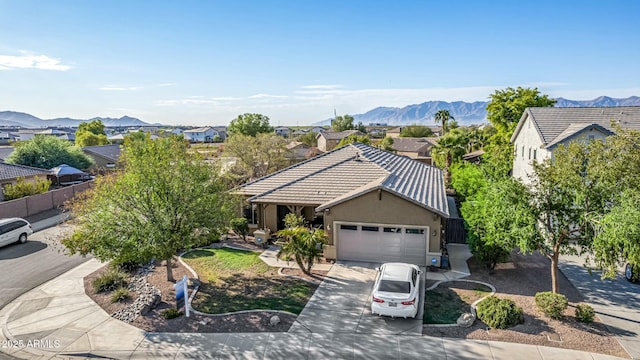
512,106,640,146
82,144,122,162
0,161,50,181
238,143,449,217
390,137,434,152
545,123,614,149
184,127,213,133
0,147,15,160
319,130,362,140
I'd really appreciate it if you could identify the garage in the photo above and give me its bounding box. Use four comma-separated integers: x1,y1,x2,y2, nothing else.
336,222,428,266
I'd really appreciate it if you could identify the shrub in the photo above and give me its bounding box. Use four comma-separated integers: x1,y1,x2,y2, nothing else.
161,308,183,319
3,176,51,200
535,291,568,319
476,295,524,329
92,268,128,293
230,217,249,241
575,303,595,323
110,287,130,303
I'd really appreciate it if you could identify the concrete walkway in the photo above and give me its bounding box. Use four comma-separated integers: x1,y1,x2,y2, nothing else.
0,256,628,359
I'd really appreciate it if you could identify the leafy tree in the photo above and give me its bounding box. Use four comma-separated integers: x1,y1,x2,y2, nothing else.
336,134,371,148
230,218,249,241
78,119,107,136
7,135,93,170
331,114,355,132
228,113,273,137
450,162,487,202
399,125,434,138
356,121,366,133
434,109,455,135
377,136,395,152
277,226,327,275
486,87,556,141
431,130,467,184
224,133,290,181
3,176,51,200
62,135,235,281
76,131,110,147
297,131,318,147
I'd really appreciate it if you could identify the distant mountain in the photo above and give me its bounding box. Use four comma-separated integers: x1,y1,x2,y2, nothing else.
314,96,640,126
0,111,154,128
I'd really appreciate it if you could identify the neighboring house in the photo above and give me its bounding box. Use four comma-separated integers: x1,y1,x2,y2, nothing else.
171,128,184,136
285,141,311,161
139,126,159,134
368,129,385,138
15,130,39,142
0,162,50,200
57,133,75,142
310,126,326,133
183,127,218,143
107,133,126,144
0,132,17,145
462,149,485,164
316,130,363,152
274,126,291,137
386,127,402,138
0,147,14,161
511,106,640,183
82,144,122,170
237,143,450,266
292,129,307,136
390,137,435,164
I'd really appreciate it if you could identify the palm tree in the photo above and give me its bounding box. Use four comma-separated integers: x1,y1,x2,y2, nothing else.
434,109,455,135
432,131,467,184
276,227,327,275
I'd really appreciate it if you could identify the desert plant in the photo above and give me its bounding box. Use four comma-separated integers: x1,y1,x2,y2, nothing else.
535,291,568,319
92,268,128,293
230,217,249,241
161,308,183,319
575,303,595,323
110,287,130,303
476,295,524,329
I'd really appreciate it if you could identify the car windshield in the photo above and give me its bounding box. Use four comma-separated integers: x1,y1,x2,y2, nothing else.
378,280,410,293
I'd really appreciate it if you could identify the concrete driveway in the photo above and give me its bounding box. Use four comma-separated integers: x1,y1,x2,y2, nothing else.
290,261,424,335
560,255,640,359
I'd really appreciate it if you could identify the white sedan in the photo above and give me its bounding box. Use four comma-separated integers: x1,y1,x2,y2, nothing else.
371,262,421,318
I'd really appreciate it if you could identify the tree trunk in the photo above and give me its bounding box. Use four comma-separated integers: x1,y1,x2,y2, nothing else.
551,245,561,294
166,257,175,282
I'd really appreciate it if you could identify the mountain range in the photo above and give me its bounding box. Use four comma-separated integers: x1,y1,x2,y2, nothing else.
2,96,640,128
315,96,640,126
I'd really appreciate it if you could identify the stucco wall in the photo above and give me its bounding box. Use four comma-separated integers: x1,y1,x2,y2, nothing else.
0,181,91,218
323,189,442,253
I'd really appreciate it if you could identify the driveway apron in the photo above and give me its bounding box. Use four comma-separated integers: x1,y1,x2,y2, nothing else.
290,261,424,336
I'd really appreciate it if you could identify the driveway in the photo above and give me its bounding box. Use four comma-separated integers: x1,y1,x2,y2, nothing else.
559,254,640,359
290,261,424,335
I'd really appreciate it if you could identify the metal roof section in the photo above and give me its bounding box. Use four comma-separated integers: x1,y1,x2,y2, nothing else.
240,143,449,217
0,161,50,181
511,106,640,145
545,123,614,149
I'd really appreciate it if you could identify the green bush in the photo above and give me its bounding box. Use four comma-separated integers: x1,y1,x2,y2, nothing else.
110,287,130,303
476,295,524,329
230,217,249,241
92,268,128,293
534,291,568,319
161,308,183,319
575,303,595,323
3,176,51,200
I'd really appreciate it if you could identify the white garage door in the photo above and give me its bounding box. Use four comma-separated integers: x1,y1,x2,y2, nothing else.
336,223,428,266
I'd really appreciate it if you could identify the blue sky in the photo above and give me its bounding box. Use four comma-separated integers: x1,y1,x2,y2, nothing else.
1,1,639,126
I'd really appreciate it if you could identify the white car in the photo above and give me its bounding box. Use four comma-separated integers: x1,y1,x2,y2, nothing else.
371,262,421,318
0,218,33,248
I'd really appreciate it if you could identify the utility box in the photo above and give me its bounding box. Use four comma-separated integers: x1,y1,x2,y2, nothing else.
253,229,271,247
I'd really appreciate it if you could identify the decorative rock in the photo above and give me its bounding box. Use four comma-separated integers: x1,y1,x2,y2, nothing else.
270,315,280,326
112,262,162,323
457,312,475,328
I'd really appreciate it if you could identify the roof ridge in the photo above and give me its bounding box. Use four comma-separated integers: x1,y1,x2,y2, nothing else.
0,160,50,172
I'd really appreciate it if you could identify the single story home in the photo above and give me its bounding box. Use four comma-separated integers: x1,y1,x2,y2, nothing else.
390,137,436,164
236,143,450,266
316,130,363,152
0,162,50,200
82,144,122,170
274,126,291,137
183,127,220,143
285,141,311,161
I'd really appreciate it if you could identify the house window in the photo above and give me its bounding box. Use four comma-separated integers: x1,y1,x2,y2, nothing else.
243,205,258,225
383,227,402,233
405,228,425,235
533,149,537,160
340,224,358,231
362,226,379,232
521,146,524,158
528,147,531,160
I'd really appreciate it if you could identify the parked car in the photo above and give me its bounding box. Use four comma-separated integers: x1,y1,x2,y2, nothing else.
371,262,421,318
0,218,33,248
625,263,638,283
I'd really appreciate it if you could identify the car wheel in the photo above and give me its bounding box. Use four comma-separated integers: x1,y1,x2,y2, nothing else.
625,263,636,283
19,233,27,244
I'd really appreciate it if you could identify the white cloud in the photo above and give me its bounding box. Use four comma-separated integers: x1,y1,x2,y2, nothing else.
248,93,288,99
0,54,71,71
299,84,344,90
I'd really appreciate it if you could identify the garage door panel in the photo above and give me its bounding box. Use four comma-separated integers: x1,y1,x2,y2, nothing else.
337,222,427,266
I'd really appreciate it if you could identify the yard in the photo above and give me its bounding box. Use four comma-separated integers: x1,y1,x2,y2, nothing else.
182,247,317,315
423,281,492,324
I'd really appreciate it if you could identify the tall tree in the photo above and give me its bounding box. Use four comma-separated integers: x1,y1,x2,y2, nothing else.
62,135,235,281
224,133,290,181
7,135,93,170
399,125,434,138
431,130,467,184
75,119,109,147
486,87,556,141
434,109,455,135
228,113,273,137
377,136,395,152
336,134,371,148
331,114,355,132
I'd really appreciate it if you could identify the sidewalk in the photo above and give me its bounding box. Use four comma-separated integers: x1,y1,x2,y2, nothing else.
0,259,628,359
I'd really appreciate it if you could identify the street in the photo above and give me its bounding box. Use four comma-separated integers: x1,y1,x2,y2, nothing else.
0,221,90,309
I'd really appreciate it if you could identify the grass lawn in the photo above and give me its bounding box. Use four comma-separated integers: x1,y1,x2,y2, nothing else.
424,281,492,324
182,247,316,315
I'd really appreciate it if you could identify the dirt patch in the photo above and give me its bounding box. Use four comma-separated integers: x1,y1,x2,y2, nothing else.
424,281,491,324
423,251,630,359
83,240,327,333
